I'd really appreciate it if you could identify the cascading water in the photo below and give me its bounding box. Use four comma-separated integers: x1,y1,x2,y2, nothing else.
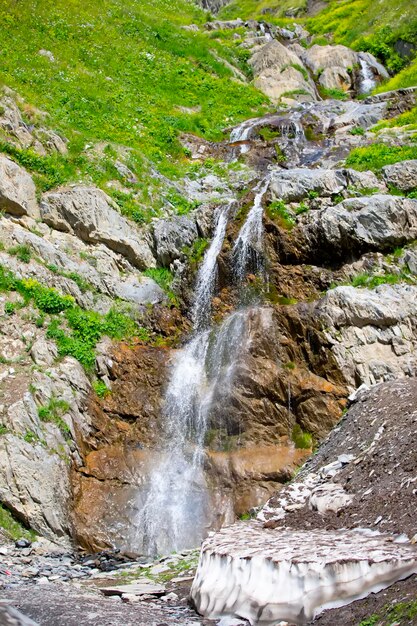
135,180,270,556
135,204,243,556
233,177,270,281
359,58,377,95
229,119,257,154
192,204,232,331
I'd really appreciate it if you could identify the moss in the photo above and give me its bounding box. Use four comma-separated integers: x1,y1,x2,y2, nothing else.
0,504,37,542
266,200,295,230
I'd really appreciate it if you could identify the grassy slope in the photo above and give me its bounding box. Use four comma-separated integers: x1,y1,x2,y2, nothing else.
0,0,267,216
219,0,417,93
305,0,417,90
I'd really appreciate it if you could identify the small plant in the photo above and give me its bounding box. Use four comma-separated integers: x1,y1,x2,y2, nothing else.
292,424,313,449
349,126,365,136
267,201,295,229
284,361,296,370
0,504,36,542
258,126,281,141
4,301,17,316
23,430,38,444
0,424,8,435
143,267,178,305
93,379,111,398
38,397,71,440
320,86,349,100
8,244,32,263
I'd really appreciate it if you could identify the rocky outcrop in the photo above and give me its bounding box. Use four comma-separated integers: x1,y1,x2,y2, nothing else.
383,159,417,191
153,215,198,266
305,195,417,259
41,186,156,270
317,284,417,389
249,40,317,102
0,156,39,218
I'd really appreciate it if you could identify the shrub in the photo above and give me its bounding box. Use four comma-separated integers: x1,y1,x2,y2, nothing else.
346,143,417,171
266,200,295,229
93,380,111,398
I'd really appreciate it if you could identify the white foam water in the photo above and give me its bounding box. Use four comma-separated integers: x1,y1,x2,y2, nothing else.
359,58,377,95
233,177,270,281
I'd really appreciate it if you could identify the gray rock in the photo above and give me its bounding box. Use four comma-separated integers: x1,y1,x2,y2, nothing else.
249,40,316,103
153,215,198,266
319,66,351,91
302,44,358,75
0,156,39,218
308,194,417,254
383,160,417,192
270,167,346,202
41,186,156,270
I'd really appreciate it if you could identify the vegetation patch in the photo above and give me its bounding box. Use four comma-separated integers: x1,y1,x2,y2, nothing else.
0,504,37,542
292,424,313,449
346,143,417,171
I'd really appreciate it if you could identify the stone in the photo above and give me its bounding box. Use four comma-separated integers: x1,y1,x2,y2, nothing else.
307,194,417,256
0,156,39,218
100,582,166,597
153,215,198,266
41,186,156,270
302,44,358,75
319,66,352,91
0,434,71,542
249,40,316,103
382,159,417,192
270,167,346,202
15,539,32,549
309,482,353,513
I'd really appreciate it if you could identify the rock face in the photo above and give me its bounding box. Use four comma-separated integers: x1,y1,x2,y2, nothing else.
41,186,156,270
306,195,417,259
270,167,346,202
317,284,417,389
0,156,39,218
153,215,198,266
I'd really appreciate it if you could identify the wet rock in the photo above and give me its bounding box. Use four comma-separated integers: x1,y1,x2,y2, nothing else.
0,156,39,219
41,186,156,270
382,159,417,192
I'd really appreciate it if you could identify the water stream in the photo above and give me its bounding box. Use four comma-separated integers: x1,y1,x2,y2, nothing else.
136,182,269,556
359,58,377,95
233,177,270,281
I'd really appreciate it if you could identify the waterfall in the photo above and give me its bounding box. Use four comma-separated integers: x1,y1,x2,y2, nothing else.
229,118,258,154
135,203,233,556
359,58,377,95
192,203,231,331
233,177,270,280
135,178,270,557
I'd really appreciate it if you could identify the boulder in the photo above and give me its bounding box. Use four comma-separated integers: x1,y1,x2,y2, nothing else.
40,186,156,270
307,194,417,255
153,215,198,266
270,167,346,202
382,159,417,192
0,156,39,218
249,40,316,103
302,44,358,75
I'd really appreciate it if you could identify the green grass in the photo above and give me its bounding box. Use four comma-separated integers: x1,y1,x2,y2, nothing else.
38,397,71,439
346,143,417,171
8,244,32,263
218,0,306,20
93,379,111,398
143,267,178,304
266,200,295,229
358,599,417,625
0,0,267,211
0,264,150,369
0,504,37,542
